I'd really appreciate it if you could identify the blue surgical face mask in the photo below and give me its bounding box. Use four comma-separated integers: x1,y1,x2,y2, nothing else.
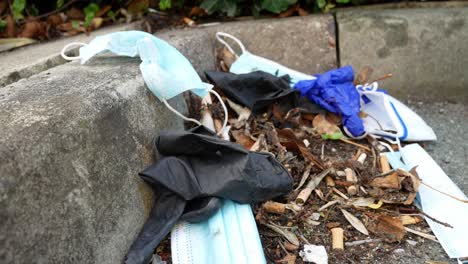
216,32,315,86
61,31,228,129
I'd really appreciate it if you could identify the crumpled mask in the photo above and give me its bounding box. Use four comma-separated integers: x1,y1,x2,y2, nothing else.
61,30,212,101
215,32,315,86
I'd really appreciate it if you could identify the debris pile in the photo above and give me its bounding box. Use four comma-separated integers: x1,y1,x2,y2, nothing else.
194,48,448,263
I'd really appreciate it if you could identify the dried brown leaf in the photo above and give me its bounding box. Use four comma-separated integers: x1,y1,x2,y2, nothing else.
341,209,369,235
47,14,63,27
96,5,112,17
313,114,340,135
276,253,296,264
354,66,374,85
5,15,16,38
370,171,401,189
189,6,207,17
368,215,405,242
127,0,149,14
265,223,300,246
20,21,46,39
231,130,255,149
66,7,84,20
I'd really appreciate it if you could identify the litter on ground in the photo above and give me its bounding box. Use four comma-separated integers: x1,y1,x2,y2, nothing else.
61,30,468,264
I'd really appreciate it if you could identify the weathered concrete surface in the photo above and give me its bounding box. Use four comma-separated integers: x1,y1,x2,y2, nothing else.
338,8,468,103
0,58,186,263
0,22,142,88
0,15,337,264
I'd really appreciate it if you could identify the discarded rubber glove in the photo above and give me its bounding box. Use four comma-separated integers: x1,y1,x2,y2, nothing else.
205,70,322,114
125,125,292,264
293,66,365,137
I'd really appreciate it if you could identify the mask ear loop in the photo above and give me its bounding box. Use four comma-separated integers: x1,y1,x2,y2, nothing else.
161,98,202,126
215,32,246,58
61,42,87,60
208,89,228,135
161,90,228,134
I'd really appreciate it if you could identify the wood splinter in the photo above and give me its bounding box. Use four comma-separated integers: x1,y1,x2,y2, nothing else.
380,154,391,173
331,227,344,250
296,169,331,205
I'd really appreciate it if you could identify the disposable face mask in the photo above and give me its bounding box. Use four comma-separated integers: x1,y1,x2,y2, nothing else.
61,31,227,130
171,201,266,264
386,144,468,262
355,82,437,142
215,32,315,86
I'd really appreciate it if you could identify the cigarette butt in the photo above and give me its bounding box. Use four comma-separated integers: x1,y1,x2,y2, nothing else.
331,227,344,250
326,175,335,187
400,215,422,225
336,171,346,177
296,187,313,204
347,185,357,196
380,154,391,173
357,153,367,164
262,201,286,214
345,168,357,183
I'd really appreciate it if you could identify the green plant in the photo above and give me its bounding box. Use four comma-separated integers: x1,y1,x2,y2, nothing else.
107,10,116,22
83,3,100,27
12,0,26,21
56,0,64,9
200,0,238,17
260,0,296,13
71,20,80,29
159,0,171,10
0,19,6,32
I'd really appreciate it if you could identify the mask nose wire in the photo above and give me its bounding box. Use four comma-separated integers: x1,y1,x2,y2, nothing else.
215,32,246,58
61,42,87,60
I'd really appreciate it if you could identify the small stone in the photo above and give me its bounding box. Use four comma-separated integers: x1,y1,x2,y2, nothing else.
331,148,337,153
406,239,417,246
439,108,445,114
311,212,321,221
393,248,405,254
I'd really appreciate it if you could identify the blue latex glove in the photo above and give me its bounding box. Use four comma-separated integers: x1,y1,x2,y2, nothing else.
293,66,364,137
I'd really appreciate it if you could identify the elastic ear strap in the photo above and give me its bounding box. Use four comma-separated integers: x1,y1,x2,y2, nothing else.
162,98,202,126
61,42,87,60
208,90,228,133
343,126,368,140
215,32,246,58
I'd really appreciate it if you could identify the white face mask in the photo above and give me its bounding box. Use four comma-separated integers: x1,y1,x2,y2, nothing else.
356,82,437,143
215,32,315,86
61,31,227,130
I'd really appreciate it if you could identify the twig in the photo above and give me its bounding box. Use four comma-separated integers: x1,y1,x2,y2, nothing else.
318,200,339,212
405,227,438,242
369,73,393,83
340,138,371,152
332,187,349,200
296,168,331,204
417,209,453,228
420,181,468,203
345,238,381,247
23,0,83,23
294,163,313,191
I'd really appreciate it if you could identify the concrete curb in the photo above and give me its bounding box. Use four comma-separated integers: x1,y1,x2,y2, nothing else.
0,7,467,264
0,15,336,264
